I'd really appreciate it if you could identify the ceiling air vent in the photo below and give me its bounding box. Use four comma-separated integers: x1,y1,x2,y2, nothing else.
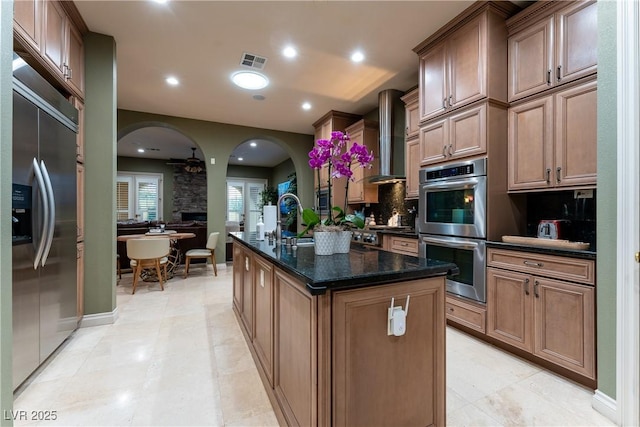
240,52,267,70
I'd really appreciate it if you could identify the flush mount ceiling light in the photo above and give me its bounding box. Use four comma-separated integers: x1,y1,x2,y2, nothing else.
301,102,312,111
184,147,204,173
166,76,179,86
231,71,269,90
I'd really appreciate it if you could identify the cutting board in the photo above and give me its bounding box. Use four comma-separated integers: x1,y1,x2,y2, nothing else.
502,236,590,250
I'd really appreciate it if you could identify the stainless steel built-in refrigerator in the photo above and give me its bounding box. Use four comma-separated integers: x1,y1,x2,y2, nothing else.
11,54,78,390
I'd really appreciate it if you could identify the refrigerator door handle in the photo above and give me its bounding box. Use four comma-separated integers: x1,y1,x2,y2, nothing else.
30,157,49,269
40,160,56,266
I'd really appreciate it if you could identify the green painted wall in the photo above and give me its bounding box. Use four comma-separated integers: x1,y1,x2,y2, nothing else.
272,158,296,188
117,110,314,259
83,33,117,316
117,156,175,220
0,1,14,423
226,164,273,182
596,0,617,399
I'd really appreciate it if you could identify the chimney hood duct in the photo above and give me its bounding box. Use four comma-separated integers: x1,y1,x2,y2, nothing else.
369,89,406,184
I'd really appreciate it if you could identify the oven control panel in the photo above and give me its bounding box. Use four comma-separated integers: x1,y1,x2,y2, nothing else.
352,230,380,246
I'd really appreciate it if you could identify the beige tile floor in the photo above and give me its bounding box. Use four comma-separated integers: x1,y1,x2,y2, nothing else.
13,264,615,427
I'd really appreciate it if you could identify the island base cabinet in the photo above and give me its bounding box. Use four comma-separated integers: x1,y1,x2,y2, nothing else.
273,268,318,427
332,278,445,427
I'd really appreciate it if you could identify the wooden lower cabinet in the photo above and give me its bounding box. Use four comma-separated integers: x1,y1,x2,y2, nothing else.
333,279,445,426
232,241,446,426
253,255,274,386
383,235,419,256
273,268,318,426
446,295,486,333
232,242,252,336
486,248,595,380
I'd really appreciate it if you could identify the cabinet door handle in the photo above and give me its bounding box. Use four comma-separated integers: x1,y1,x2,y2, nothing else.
546,168,551,184
448,144,453,156
443,98,447,109
534,280,540,298
547,69,551,85
447,307,454,313
557,65,562,82
524,278,530,295
448,95,453,107
406,126,409,136
523,260,543,268
68,67,73,80
442,145,447,157
556,167,561,183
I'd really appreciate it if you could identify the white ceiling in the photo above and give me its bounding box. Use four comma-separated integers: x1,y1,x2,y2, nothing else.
76,0,524,167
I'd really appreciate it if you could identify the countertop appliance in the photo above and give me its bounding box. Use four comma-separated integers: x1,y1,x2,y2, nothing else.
537,220,570,239
12,53,78,390
418,158,488,303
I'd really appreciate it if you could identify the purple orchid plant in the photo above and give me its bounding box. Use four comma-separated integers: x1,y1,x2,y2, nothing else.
299,131,374,236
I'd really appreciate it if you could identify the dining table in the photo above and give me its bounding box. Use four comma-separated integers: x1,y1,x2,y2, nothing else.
117,231,196,280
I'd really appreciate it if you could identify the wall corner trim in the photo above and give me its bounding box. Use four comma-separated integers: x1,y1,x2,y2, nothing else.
592,390,618,425
80,307,119,328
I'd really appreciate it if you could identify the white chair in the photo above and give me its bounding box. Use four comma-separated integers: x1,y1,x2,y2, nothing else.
184,232,219,278
127,238,170,294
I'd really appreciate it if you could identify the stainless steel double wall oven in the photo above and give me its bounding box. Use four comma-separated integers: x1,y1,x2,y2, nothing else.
418,158,488,303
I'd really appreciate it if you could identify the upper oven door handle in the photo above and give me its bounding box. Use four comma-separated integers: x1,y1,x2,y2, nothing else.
422,176,483,191
421,236,479,250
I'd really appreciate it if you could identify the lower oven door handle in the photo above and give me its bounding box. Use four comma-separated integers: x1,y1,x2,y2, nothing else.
421,236,478,250
421,176,482,190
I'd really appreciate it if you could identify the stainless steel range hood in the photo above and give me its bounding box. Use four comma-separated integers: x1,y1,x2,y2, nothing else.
369,89,406,184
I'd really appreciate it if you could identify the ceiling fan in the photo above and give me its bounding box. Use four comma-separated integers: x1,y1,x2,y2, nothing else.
167,147,205,173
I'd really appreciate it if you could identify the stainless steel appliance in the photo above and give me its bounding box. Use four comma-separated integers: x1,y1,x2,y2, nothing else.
417,158,487,238
418,158,487,303
12,53,78,390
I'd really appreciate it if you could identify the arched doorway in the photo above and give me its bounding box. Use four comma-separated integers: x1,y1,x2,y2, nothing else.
117,124,206,223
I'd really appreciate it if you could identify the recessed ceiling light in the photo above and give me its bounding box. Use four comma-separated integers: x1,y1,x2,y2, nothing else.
151,0,169,4
302,102,312,110
137,148,145,153
250,142,257,147
166,76,179,86
231,71,269,90
351,51,365,63
238,157,244,161
282,46,297,58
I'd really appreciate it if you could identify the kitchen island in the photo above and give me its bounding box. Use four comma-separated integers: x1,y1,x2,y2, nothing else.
229,232,458,426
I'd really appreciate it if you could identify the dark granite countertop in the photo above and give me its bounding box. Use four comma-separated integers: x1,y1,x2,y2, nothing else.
230,232,458,295
486,241,596,260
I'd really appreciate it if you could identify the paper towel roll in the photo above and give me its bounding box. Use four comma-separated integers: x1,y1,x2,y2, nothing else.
263,205,278,233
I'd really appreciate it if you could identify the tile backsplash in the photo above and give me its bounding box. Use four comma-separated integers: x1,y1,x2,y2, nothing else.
355,182,418,228
525,190,596,250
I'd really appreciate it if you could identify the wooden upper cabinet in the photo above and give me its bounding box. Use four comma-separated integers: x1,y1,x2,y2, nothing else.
554,79,597,187
508,0,597,102
15,0,85,99
345,120,379,204
508,79,596,191
401,88,420,199
416,3,514,123
66,22,85,97
405,138,420,199
43,0,66,75
401,88,420,139
13,0,43,52
419,103,486,166
312,111,360,190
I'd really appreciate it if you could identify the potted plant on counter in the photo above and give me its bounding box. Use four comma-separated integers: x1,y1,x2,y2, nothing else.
299,131,373,255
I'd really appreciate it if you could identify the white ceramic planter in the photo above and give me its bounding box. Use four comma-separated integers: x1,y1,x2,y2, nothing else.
314,231,335,255
334,230,352,254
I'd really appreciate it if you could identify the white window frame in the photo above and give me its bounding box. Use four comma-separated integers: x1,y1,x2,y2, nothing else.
117,171,163,221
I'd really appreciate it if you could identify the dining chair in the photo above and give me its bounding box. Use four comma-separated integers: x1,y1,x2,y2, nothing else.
184,232,219,278
127,238,170,294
